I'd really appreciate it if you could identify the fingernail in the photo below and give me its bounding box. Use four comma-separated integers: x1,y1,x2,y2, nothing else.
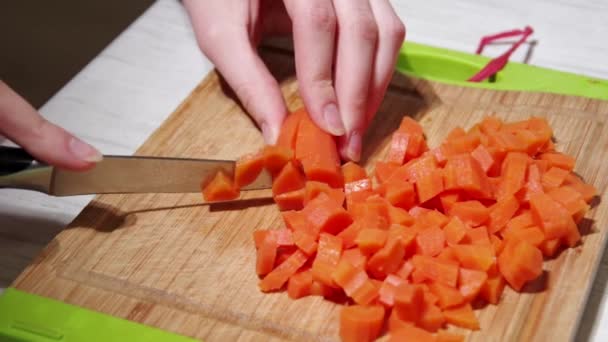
347,131,362,162
323,103,346,136
69,137,103,163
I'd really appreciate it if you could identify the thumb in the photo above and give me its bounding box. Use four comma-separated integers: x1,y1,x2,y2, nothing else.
0,81,102,171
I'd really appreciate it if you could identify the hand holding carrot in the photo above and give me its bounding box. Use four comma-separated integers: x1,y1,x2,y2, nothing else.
183,0,405,161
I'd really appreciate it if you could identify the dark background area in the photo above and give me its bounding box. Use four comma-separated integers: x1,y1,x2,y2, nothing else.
0,0,155,108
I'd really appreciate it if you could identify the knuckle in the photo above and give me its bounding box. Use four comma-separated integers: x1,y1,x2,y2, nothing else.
387,19,406,43
232,82,258,112
305,3,336,32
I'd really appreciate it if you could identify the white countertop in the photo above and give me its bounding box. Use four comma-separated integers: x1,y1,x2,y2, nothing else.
1,0,607,340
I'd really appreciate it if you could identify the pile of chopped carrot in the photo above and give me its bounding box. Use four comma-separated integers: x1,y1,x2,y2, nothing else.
203,108,597,341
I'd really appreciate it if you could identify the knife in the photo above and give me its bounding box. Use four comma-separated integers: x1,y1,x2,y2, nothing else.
0,146,272,196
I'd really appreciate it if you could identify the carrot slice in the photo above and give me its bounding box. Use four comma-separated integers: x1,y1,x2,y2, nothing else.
295,113,343,187
383,179,417,210
340,305,385,342
272,162,306,196
202,171,239,201
496,152,528,200
394,283,425,322
471,144,495,173
333,259,369,297
529,192,572,240
539,152,575,171
342,161,368,183
564,173,597,203
263,145,295,176
443,303,480,330
418,302,446,332
386,131,410,164
282,210,309,232
337,221,365,249
277,109,306,149
287,269,313,299
451,244,494,271
255,231,278,276
416,169,445,203
541,167,569,189
367,237,407,279
480,273,506,305
378,274,406,307
341,248,368,268
388,205,416,226
443,154,492,198
293,230,318,255
428,282,465,309
259,250,308,292
374,161,400,184
463,226,491,245
274,188,306,211
234,151,265,189
444,217,467,246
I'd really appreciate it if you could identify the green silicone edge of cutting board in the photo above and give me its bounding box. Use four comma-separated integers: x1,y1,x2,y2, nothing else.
0,288,196,342
0,42,606,342
398,41,608,101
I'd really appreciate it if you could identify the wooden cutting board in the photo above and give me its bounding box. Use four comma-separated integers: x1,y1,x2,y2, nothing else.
13,40,608,341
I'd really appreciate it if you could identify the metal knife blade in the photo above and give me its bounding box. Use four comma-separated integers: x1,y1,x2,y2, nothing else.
0,147,272,196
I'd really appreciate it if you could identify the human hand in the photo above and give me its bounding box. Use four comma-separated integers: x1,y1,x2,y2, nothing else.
183,0,405,161
0,81,102,170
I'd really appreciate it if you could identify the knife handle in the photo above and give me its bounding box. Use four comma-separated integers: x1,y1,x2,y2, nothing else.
0,146,52,193
0,146,38,176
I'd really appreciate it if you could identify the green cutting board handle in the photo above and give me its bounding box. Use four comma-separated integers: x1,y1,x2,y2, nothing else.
397,42,608,101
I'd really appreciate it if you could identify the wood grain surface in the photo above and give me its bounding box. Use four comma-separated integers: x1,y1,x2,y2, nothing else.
12,41,608,342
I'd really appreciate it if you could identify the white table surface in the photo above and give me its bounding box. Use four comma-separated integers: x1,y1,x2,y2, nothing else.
1,0,607,340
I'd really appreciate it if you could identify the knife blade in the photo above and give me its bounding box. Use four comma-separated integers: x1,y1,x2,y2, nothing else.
0,146,272,196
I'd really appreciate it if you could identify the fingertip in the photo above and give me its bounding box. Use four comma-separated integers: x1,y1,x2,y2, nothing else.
322,103,346,136
338,131,362,162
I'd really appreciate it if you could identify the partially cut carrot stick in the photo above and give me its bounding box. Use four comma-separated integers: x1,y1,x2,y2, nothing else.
202,171,239,201
234,151,265,188
272,162,306,196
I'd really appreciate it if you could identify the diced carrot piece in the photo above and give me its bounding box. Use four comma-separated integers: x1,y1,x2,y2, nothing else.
304,181,345,207
277,108,306,150
293,230,318,255
274,188,306,211
342,161,368,183
389,224,417,249
541,167,569,189
431,146,447,166
451,244,494,271
529,192,572,240
340,305,385,342
374,161,400,184
378,274,406,307
443,154,492,198
368,237,406,279
443,217,467,246
503,226,545,247
409,206,432,218
259,250,308,292
312,233,343,287
254,229,293,249
442,134,480,157
450,201,489,227
539,238,562,257
234,151,265,189
437,246,459,264
480,273,506,304
388,205,416,226
436,331,465,342
345,178,373,195
403,154,438,183
396,260,415,279
342,248,368,268
419,210,450,228
301,193,353,236
463,226,491,245
272,162,306,196
547,186,588,218
480,116,503,133
418,302,446,332
333,259,368,295
498,240,543,291
504,210,534,234
202,171,239,201
471,144,495,173
439,192,461,212
416,226,446,257
338,221,364,249
412,255,459,287
416,169,445,203
540,152,575,171
564,173,597,203
287,269,313,299
386,131,410,164
496,152,528,200
459,268,488,302
349,199,390,230
428,282,464,309
282,210,309,232
446,127,466,141
256,231,278,276
346,189,377,208
263,145,295,176
394,283,425,322
443,303,480,330
389,323,436,342
383,179,417,210
488,195,520,233
490,234,505,255
352,280,380,305
295,113,343,187
356,228,388,255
